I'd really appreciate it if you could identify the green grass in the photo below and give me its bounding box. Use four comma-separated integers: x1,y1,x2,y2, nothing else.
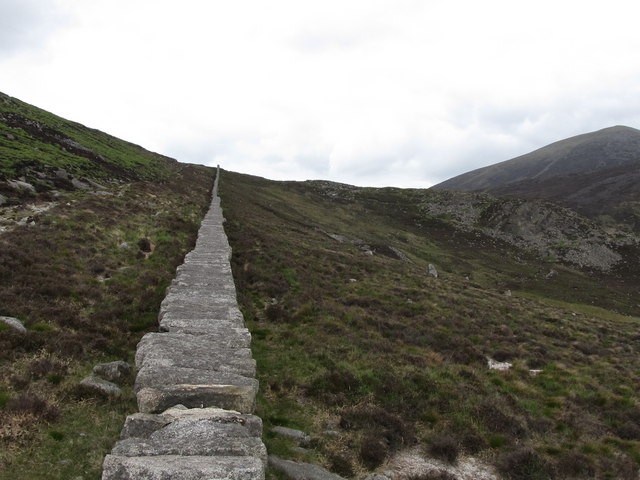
0,93,216,478
0,92,175,183
220,171,640,479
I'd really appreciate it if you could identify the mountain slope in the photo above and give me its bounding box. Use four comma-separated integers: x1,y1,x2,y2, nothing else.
434,126,640,230
0,92,214,479
220,171,640,479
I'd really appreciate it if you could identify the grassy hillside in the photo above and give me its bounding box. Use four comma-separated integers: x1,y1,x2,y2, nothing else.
220,171,640,479
0,93,215,479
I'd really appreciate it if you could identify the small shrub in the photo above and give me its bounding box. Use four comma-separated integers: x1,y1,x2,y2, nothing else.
475,399,527,438
264,303,290,323
28,356,67,380
497,448,552,480
6,393,59,422
47,373,64,385
555,451,594,478
488,434,507,448
31,322,54,332
460,430,487,454
429,434,459,463
307,368,361,399
339,404,416,448
597,454,639,480
0,391,10,409
329,453,355,478
359,433,389,469
48,430,64,441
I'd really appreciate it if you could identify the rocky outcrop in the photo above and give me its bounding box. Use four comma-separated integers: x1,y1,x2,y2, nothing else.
102,168,266,480
420,190,637,271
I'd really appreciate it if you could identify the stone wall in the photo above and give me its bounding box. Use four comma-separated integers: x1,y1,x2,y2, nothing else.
102,168,266,480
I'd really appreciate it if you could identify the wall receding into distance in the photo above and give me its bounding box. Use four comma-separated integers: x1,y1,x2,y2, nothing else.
101,168,267,480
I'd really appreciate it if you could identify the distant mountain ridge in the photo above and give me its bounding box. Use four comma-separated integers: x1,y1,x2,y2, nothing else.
434,126,640,230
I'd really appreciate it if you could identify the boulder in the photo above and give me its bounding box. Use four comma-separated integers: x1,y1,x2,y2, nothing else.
55,168,69,180
93,360,131,385
0,194,7,206
0,316,26,333
486,357,512,371
71,178,91,190
427,264,438,278
7,179,35,193
269,457,345,480
79,375,121,399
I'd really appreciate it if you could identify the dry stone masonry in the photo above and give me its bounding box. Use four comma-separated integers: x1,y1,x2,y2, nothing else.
102,168,266,480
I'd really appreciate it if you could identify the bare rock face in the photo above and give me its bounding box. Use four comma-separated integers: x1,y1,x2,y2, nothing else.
0,316,27,333
420,191,632,271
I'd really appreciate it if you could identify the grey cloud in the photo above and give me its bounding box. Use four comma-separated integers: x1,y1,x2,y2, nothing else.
0,0,69,59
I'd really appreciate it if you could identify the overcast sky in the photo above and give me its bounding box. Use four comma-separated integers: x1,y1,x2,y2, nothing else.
1,0,639,187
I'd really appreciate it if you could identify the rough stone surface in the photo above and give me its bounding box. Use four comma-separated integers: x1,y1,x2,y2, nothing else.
79,375,122,399
0,193,7,206
136,335,254,376
93,360,132,385
134,364,258,394
138,331,251,353
160,406,263,437
120,413,171,440
112,418,267,465
0,316,27,333
137,383,257,414
102,455,264,480
269,457,345,480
